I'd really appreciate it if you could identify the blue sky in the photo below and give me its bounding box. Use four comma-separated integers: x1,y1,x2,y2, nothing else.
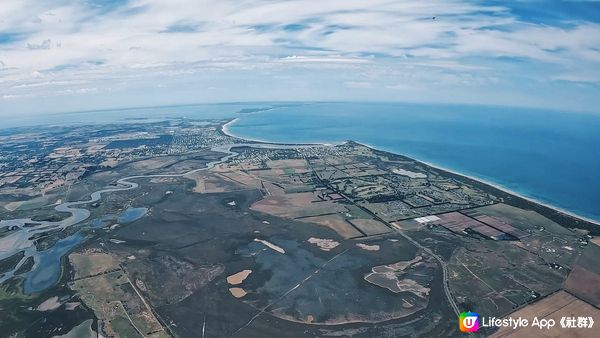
0,0,599,115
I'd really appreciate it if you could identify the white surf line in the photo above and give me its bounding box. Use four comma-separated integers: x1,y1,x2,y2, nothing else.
224,118,600,226
356,140,600,226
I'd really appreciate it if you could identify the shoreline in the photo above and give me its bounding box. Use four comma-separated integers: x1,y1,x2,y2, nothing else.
222,118,338,147
221,119,600,227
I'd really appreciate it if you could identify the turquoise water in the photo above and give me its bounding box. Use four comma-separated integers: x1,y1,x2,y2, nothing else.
228,102,600,222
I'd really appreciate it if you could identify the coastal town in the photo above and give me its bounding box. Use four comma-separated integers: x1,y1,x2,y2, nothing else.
0,119,239,201
1,116,599,337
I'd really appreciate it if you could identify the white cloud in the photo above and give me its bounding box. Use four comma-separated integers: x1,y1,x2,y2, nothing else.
0,0,599,113
344,81,372,89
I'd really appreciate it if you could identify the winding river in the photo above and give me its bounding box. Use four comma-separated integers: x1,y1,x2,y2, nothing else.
0,143,304,294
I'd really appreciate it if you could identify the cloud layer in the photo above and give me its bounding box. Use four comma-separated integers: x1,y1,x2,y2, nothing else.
1,0,600,114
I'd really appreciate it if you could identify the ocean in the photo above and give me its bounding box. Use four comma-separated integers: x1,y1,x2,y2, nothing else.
3,101,599,222
226,102,600,222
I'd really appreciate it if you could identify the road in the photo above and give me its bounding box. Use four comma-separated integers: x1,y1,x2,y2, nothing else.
307,159,461,318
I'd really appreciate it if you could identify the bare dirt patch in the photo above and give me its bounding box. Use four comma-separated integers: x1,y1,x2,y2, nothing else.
356,243,380,251
229,287,247,298
227,270,252,285
307,237,340,251
254,238,285,254
37,296,61,311
365,256,432,297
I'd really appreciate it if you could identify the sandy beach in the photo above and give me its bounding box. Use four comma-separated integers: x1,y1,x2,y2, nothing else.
221,118,600,227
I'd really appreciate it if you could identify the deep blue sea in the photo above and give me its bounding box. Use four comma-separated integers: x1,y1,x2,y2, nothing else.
3,102,599,221
227,102,600,222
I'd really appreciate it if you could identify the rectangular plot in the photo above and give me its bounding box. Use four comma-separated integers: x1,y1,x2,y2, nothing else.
348,218,391,235
431,212,503,239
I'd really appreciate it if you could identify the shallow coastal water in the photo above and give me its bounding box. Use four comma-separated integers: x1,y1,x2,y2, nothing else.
227,102,600,221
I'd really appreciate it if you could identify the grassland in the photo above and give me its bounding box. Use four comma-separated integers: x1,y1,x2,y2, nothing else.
2,137,596,338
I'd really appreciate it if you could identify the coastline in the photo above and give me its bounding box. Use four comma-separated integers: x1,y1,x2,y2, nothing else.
221,118,600,227
416,159,600,227
222,117,338,147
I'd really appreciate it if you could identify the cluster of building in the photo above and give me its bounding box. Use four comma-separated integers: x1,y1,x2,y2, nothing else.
0,119,239,195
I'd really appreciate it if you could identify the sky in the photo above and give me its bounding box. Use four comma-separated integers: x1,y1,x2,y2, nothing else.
1,0,600,115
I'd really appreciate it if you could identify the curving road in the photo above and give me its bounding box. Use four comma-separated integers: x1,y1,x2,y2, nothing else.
306,159,460,318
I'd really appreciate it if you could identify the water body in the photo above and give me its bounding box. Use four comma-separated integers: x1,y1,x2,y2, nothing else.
227,102,600,222
0,142,306,293
1,103,258,129
2,102,599,292
118,207,148,223
23,232,83,293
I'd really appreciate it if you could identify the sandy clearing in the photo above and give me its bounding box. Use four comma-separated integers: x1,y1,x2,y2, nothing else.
37,296,61,311
307,237,340,251
356,243,380,251
254,238,285,254
227,270,252,285
229,287,247,298
392,168,427,179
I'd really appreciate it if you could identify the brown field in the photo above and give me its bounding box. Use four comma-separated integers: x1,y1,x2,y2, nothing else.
348,218,391,235
69,251,119,279
216,171,263,189
563,243,600,307
266,159,310,172
563,266,600,307
467,213,530,239
184,172,245,193
251,192,346,218
299,214,363,238
262,181,285,195
491,291,600,338
434,212,504,239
